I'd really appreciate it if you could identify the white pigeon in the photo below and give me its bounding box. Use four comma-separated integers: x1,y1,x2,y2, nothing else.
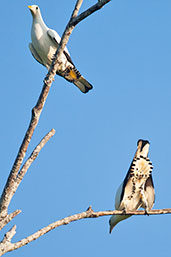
109,139,155,233
28,5,93,93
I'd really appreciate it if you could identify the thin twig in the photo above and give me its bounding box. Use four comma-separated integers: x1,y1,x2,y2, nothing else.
0,210,21,231
16,129,56,186
72,0,83,18
0,207,170,255
0,128,56,218
70,0,111,26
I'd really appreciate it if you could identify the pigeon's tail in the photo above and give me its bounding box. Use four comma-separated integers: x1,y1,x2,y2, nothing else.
73,76,93,93
57,66,93,93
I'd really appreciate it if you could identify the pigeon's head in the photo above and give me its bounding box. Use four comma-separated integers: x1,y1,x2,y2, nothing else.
28,5,41,17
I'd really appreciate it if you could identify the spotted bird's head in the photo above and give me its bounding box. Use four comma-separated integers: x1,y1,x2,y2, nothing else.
136,139,150,158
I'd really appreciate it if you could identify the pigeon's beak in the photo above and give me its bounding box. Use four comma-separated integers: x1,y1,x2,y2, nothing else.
28,6,33,12
28,5,34,15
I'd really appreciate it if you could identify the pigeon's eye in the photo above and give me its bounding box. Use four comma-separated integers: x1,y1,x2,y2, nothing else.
36,6,38,10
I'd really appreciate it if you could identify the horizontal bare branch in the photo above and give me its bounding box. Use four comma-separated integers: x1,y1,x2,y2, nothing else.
0,207,170,255
87,207,171,216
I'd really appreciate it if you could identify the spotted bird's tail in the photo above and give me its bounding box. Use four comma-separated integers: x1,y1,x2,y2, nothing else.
73,75,93,93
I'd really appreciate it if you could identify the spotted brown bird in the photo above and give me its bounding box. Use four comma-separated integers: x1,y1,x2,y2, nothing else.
109,139,155,233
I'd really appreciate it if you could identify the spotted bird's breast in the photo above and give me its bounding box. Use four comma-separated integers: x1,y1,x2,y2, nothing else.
119,155,153,211
130,155,153,184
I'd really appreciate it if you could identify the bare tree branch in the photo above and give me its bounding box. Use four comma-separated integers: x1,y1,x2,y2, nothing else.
44,0,111,85
70,0,111,26
16,129,55,186
0,0,111,219
0,226,16,256
0,207,170,255
2,225,16,243
44,0,85,85
0,210,21,231
72,0,83,18
0,129,55,219
0,0,112,255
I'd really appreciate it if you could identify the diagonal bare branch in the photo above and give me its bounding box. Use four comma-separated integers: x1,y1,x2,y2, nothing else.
44,0,111,85
0,0,111,218
0,129,55,219
70,0,111,26
44,0,84,85
16,129,56,186
2,225,16,243
0,226,16,256
72,0,83,18
0,210,21,231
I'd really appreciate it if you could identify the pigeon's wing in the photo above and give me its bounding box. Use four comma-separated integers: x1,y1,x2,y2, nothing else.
47,29,60,47
29,43,44,66
47,29,74,65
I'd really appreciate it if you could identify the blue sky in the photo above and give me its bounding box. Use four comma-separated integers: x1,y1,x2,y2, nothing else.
1,0,171,256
